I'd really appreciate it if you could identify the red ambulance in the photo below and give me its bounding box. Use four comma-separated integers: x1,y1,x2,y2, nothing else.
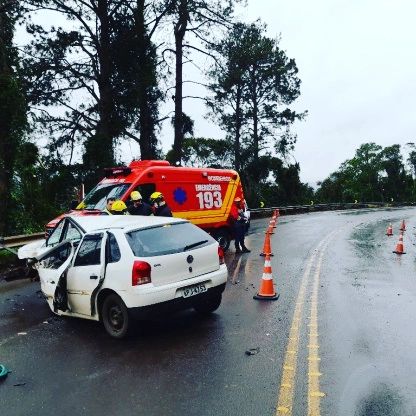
46,160,248,250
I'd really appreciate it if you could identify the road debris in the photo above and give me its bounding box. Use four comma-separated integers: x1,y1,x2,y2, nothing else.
0,364,10,380
245,347,260,356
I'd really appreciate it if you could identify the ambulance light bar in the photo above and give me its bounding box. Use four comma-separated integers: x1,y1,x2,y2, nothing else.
104,167,132,177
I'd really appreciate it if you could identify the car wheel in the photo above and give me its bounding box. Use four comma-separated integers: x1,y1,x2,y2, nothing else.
101,294,130,339
194,293,222,315
213,230,230,251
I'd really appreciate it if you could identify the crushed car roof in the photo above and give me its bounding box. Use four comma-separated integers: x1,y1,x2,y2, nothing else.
67,215,185,233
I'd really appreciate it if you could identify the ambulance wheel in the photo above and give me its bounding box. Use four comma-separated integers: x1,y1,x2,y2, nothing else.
214,230,230,251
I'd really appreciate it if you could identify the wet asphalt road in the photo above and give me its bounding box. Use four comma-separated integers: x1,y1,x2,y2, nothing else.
1,207,416,416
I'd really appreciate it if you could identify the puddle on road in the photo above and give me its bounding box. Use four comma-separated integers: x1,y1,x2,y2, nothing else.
349,222,385,260
341,209,377,217
355,383,408,416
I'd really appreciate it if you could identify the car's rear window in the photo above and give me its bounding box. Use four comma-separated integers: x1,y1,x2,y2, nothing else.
126,222,216,257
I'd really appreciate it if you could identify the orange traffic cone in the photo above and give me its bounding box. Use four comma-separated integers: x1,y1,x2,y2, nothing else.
254,254,279,300
393,232,406,254
400,220,406,232
260,232,273,256
270,218,277,228
267,221,275,235
386,223,393,236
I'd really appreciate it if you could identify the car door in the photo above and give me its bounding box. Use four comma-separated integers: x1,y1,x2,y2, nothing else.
36,241,75,300
66,233,107,316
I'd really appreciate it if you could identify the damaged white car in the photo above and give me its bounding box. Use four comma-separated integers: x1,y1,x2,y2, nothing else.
30,216,227,338
17,215,85,260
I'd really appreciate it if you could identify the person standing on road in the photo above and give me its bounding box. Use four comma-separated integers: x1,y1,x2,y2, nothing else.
103,197,115,215
230,197,250,253
128,191,152,216
150,192,172,217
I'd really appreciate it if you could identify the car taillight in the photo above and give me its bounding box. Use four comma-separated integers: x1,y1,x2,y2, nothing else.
218,247,225,265
132,261,151,286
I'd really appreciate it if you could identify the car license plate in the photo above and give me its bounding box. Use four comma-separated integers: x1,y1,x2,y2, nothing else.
182,283,207,298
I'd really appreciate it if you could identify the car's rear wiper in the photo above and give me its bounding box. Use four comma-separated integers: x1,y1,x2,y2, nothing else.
184,240,208,251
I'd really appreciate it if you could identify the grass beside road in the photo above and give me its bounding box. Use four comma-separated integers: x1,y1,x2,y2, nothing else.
0,250,17,266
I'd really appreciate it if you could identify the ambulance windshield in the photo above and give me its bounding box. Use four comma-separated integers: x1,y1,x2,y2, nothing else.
80,183,131,210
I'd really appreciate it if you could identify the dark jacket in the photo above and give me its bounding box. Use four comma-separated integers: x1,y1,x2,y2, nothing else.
128,202,152,216
154,203,172,217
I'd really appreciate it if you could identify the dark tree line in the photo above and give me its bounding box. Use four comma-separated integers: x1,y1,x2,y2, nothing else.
316,143,416,204
0,0,27,235
1,0,310,235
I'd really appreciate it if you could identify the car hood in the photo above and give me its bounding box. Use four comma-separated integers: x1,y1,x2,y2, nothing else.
17,239,46,260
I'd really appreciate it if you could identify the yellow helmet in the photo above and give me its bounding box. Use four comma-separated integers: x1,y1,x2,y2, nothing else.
150,191,163,203
111,200,127,213
130,191,142,201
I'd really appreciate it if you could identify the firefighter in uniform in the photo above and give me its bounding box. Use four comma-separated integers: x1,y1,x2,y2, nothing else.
230,197,250,253
110,200,129,215
128,191,152,216
150,192,172,217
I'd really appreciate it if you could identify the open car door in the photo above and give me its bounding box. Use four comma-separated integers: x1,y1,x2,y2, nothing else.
66,232,108,317
35,241,75,311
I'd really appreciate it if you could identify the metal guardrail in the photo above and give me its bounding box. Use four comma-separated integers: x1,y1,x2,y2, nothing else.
0,202,414,253
249,201,415,218
0,232,44,250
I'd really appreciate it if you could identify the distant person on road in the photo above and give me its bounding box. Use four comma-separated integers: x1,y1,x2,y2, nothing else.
230,197,250,254
128,191,152,216
150,192,172,217
103,197,115,215
110,200,129,215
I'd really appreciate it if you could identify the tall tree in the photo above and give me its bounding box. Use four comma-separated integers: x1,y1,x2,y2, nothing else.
24,0,120,175
23,0,166,181
135,0,163,159
167,0,238,165
0,0,27,234
111,0,167,159
380,144,407,201
242,23,302,174
208,21,304,203
349,143,383,201
208,23,303,169
207,22,249,171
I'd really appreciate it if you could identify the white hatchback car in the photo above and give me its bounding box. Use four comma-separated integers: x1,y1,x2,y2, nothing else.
32,216,228,338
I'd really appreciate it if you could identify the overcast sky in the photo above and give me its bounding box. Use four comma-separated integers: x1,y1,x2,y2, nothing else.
163,0,416,185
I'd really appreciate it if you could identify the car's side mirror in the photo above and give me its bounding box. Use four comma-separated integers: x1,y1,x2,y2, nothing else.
70,200,79,210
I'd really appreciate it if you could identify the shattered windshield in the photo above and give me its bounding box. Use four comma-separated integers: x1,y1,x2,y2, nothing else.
78,183,131,210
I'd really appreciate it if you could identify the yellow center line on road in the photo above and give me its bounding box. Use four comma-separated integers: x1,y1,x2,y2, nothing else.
307,245,329,416
275,231,337,416
275,256,313,415
275,236,328,416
